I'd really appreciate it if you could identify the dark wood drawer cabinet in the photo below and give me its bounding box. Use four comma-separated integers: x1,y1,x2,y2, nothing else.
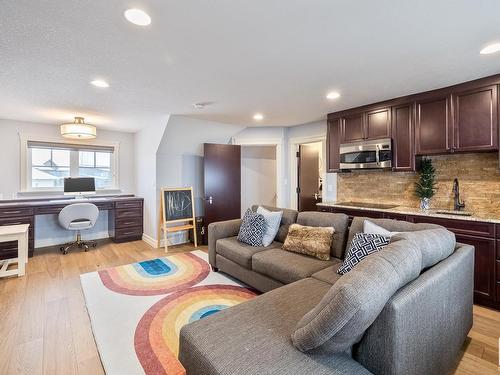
391,104,415,171
108,199,143,242
327,119,341,172
115,208,143,219
455,234,496,304
330,207,384,220
411,216,495,238
383,212,409,221
415,95,452,155
0,215,34,260
453,85,498,152
317,206,332,213
0,207,33,217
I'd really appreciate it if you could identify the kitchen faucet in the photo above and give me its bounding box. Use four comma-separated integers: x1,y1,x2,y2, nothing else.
452,178,465,211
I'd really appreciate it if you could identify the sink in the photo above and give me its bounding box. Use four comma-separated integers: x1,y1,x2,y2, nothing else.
434,210,473,217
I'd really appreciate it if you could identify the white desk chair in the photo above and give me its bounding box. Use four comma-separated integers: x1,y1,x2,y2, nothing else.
0,224,29,278
58,203,99,254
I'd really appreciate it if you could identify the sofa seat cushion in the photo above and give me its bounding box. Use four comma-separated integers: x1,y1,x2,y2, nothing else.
216,236,281,269
179,278,372,375
311,261,343,285
252,248,337,284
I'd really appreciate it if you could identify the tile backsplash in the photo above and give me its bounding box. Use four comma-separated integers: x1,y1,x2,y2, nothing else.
337,152,500,217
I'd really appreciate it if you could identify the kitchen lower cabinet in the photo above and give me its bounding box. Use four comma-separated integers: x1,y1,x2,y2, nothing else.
319,205,500,310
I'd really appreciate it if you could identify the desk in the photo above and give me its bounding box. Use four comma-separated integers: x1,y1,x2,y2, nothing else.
0,195,143,260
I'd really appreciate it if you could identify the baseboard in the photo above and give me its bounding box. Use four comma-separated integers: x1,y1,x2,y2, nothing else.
142,232,191,249
142,233,159,248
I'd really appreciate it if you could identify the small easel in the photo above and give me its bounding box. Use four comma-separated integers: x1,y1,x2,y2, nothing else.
158,187,198,252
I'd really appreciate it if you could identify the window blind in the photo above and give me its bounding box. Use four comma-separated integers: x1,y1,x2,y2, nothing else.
27,141,114,153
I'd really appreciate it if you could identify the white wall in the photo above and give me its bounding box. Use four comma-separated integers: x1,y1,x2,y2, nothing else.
241,145,277,215
134,119,169,245
0,118,136,247
156,115,245,245
287,120,337,204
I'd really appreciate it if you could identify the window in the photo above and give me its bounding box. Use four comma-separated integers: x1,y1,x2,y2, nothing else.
25,140,118,191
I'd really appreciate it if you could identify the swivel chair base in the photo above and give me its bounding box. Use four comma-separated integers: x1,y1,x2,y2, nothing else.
60,232,97,255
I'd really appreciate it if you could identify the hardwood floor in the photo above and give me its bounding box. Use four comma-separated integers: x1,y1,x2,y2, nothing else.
0,240,498,375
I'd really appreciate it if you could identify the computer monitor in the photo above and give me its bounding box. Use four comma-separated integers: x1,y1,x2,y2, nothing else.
64,177,96,196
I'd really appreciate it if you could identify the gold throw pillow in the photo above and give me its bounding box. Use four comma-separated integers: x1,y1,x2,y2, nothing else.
282,223,334,260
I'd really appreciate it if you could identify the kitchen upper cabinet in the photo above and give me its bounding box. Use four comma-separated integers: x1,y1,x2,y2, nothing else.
365,108,391,140
415,95,452,155
453,84,498,152
340,107,391,144
327,118,341,172
340,113,364,143
392,104,414,171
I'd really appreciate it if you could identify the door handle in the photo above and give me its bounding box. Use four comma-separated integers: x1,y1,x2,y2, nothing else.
206,196,213,205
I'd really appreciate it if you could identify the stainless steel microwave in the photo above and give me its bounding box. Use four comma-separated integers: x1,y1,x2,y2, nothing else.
339,138,392,170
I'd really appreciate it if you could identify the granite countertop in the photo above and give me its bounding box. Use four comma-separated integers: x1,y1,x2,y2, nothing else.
318,201,500,224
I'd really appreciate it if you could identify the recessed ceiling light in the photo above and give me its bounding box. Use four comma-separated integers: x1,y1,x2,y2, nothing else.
90,80,109,88
253,113,264,121
124,9,151,26
480,43,500,55
326,91,341,100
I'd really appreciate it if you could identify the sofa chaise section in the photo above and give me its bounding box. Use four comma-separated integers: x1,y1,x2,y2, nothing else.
179,278,372,375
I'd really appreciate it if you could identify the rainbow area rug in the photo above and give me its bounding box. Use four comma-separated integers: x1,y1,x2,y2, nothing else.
80,250,257,375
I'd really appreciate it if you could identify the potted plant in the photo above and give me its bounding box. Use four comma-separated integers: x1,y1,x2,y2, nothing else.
415,158,436,210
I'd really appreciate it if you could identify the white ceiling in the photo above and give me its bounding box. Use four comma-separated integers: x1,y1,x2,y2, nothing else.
1,0,500,132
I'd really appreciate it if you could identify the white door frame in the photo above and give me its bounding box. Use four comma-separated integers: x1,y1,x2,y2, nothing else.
231,137,284,208
288,135,327,210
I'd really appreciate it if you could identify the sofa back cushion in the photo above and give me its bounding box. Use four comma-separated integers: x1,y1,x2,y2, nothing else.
297,212,349,258
392,228,456,269
346,217,441,257
252,205,298,243
291,238,422,353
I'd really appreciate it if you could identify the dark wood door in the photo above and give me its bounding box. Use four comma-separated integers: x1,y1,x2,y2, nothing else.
392,104,415,171
455,234,496,304
453,84,498,152
203,144,241,227
365,108,391,140
340,113,365,143
327,118,341,172
297,144,320,212
415,95,452,155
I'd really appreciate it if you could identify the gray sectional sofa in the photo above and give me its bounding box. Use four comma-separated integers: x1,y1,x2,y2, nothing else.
179,206,474,375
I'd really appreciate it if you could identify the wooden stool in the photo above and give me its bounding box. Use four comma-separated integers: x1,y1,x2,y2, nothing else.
0,224,29,278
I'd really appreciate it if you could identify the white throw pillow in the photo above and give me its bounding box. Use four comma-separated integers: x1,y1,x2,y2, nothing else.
257,206,283,246
363,220,400,237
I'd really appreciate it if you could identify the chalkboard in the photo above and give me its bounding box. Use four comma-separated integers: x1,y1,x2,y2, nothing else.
162,188,195,222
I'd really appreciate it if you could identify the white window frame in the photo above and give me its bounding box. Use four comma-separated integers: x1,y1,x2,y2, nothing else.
19,133,120,193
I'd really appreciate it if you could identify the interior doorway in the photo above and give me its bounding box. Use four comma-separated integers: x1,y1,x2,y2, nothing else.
296,141,323,212
241,145,277,216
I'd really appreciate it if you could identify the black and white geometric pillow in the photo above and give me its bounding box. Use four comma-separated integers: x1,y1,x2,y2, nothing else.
237,209,266,247
337,233,390,275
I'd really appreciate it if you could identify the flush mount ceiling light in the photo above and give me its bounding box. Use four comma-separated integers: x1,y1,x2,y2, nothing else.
90,79,109,88
326,91,341,100
253,113,264,121
480,43,500,55
124,9,151,26
60,117,97,139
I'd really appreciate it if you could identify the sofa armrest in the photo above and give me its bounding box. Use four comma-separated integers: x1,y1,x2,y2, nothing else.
208,219,242,267
354,243,474,375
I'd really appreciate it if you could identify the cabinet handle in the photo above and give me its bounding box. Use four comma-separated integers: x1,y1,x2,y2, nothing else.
122,231,136,236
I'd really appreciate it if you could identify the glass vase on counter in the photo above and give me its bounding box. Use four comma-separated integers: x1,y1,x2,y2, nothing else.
420,197,431,211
